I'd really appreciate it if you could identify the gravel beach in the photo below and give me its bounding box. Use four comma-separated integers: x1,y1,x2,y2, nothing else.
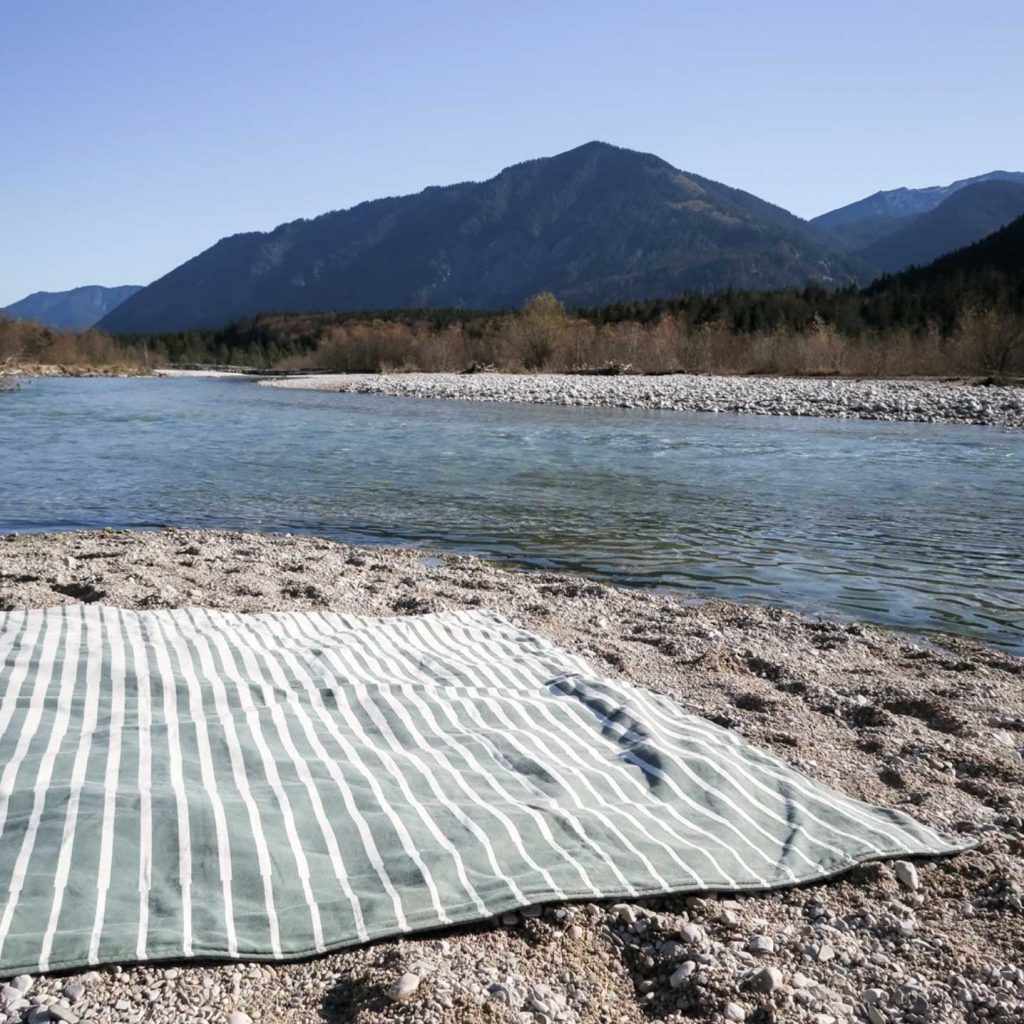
264,373,1024,428
1,529,1022,1024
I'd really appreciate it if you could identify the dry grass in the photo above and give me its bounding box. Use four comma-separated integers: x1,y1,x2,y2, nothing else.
283,296,1024,379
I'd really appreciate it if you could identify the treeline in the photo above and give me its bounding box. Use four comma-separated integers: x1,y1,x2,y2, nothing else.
109,282,1024,377
0,316,147,370
7,241,1023,377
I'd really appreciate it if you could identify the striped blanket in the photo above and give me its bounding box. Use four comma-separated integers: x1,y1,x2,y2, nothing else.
0,606,966,975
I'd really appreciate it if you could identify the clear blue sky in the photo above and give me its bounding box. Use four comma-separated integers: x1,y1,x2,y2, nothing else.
2,0,1022,305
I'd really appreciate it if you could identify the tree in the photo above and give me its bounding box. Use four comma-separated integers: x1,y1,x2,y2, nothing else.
515,292,568,369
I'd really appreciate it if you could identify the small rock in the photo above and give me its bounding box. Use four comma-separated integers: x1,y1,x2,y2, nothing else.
679,923,704,945
866,1005,887,1024
669,961,697,988
612,903,637,926
61,986,85,1005
894,860,920,891
751,966,784,993
724,1001,747,1022
388,973,421,1002
48,1005,80,1024
11,977,33,995
748,934,774,955
566,924,583,940
226,1013,253,1024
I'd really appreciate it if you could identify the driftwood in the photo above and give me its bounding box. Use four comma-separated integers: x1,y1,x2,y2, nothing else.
566,362,631,376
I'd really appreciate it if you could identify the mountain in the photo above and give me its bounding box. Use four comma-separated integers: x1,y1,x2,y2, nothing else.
813,170,1024,234
857,180,1024,274
871,212,1024,293
865,213,1024,336
3,284,143,330
98,142,868,333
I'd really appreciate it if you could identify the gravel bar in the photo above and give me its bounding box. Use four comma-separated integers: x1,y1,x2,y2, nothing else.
1,528,1022,1024
265,372,1024,428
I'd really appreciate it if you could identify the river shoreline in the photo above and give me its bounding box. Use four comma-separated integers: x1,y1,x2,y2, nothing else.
265,371,1024,428
1,528,1021,1023
9,367,1024,427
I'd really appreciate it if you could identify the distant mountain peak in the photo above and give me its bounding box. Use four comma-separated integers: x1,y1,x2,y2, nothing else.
3,284,144,330
813,170,1024,229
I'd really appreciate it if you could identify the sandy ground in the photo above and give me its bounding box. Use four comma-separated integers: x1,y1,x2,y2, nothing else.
0,529,1022,1024
265,372,1024,428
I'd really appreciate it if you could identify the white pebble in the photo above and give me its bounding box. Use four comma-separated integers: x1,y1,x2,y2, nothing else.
669,961,697,988
388,972,421,1002
894,860,920,891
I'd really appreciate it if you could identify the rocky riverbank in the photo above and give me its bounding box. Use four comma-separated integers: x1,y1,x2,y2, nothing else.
265,372,1024,428
1,529,1022,1024
3,363,150,379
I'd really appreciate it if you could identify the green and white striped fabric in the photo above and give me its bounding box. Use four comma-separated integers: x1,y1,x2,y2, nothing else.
0,606,966,975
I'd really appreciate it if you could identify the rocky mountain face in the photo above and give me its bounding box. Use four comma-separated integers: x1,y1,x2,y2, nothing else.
98,143,869,333
4,284,143,330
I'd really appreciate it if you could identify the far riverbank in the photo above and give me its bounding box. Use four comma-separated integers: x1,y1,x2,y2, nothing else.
265,371,1024,428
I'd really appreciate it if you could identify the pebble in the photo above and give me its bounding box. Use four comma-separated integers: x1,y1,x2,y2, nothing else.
226,1012,253,1024
748,934,774,955
47,1005,80,1024
669,961,697,988
11,977,33,995
267,372,1024,429
723,1000,747,1021
894,860,920,891
612,903,637,926
751,965,784,992
388,972,421,1002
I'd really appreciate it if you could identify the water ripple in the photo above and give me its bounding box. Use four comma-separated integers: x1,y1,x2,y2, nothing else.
2,377,1022,651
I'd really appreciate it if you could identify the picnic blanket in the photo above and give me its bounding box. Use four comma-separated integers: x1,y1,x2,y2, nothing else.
0,606,967,975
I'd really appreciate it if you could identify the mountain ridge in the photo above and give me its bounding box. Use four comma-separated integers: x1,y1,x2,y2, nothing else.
98,142,869,333
857,180,1024,274
4,284,143,330
813,170,1024,230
